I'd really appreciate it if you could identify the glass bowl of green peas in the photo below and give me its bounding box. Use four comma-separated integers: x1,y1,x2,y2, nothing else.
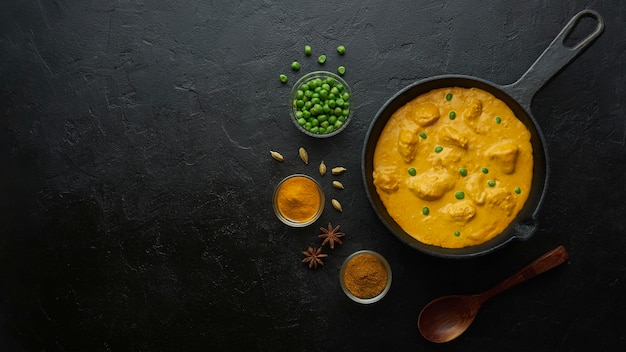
290,71,352,138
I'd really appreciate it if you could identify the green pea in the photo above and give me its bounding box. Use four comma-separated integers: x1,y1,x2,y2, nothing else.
334,120,343,129
455,191,465,200
326,125,334,133
330,87,339,95
342,109,349,116
318,54,326,64
310,126,319,134
304,45,312,56
334,107,343,116
279,74,288,83
435,146,443,153
297,118,306,126
487,180,496,187
291,61,300,71
449,111,456,120
459,168,467,177
408,167,416,176
328,116,337,125
337,45,346,55
445,93,453,101
454,231,461,237
482,167,489,174
514,187,522,194
320,120,329,128
318,127,326,134
337,66,346,75
419,132,427,139
422,207,430,215
495,116,502,124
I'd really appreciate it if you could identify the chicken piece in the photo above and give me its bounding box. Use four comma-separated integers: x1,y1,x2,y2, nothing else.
407,170,454,200
373,169,400,193
462,99,487,134
411,102,440,127
487,141,519,174
397,129,419,163
485,188,516,215
440,200,476,223
463,99,483,120
438,125,468,149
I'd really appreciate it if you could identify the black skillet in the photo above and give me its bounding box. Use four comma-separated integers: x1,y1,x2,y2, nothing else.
362,10,604,258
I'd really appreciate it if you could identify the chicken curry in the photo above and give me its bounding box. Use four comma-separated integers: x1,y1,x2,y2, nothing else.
372,87,533,248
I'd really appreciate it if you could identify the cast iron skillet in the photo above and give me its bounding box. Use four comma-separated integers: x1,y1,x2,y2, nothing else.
362,10,604,258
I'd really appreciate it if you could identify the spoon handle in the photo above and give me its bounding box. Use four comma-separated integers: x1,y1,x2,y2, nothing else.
479,245,569,302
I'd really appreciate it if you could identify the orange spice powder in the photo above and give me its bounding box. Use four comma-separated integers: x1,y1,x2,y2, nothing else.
276,176,321,223
343,253,388,299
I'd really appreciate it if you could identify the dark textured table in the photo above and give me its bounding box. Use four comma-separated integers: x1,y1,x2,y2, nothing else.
1,1,625,351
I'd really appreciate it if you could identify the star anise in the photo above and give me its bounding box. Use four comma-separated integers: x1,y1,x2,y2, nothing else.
318,222,345,249
302,246,328,269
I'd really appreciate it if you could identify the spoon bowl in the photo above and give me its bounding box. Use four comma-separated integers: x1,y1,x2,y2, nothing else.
417,245,569,343
418,294,482,343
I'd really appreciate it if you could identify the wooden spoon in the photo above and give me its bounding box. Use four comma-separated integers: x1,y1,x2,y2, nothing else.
418,245,569,343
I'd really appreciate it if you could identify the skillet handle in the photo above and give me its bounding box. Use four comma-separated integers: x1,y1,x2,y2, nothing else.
502,9,604,108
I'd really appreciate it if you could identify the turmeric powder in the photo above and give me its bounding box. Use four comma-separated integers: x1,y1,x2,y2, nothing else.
343,252,389,299
276,175,322,223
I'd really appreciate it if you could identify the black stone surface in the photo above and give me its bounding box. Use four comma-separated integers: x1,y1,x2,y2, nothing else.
1,1,625,351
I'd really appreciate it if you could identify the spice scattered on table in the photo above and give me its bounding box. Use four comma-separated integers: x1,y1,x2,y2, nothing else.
343,252,388,299
319,222,345,249
331,166,347,175
302,246,328,269
319,160,326,176
331,198,343,212
332,180,344,190
270,150,284,162
298,147,309,164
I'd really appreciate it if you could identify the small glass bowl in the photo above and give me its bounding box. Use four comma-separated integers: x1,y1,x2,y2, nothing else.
272,174,325,227
289,71,353,138
339,250,392,304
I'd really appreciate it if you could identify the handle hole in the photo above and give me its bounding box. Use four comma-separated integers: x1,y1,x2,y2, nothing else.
563,14,601,49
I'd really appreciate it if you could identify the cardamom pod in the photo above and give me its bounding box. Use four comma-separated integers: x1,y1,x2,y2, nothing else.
332,181,344,189
319,161,327,176
331,166,347,175
299,147,309,164
270,150,284,162
331,199,343,212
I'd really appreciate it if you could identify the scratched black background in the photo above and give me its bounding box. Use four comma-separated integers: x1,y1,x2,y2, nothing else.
1,1,625,351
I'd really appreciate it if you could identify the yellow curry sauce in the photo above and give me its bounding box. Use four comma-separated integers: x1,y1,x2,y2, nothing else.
373,87,533,248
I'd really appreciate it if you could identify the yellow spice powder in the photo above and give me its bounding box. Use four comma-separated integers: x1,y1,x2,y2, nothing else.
276,176,321,223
